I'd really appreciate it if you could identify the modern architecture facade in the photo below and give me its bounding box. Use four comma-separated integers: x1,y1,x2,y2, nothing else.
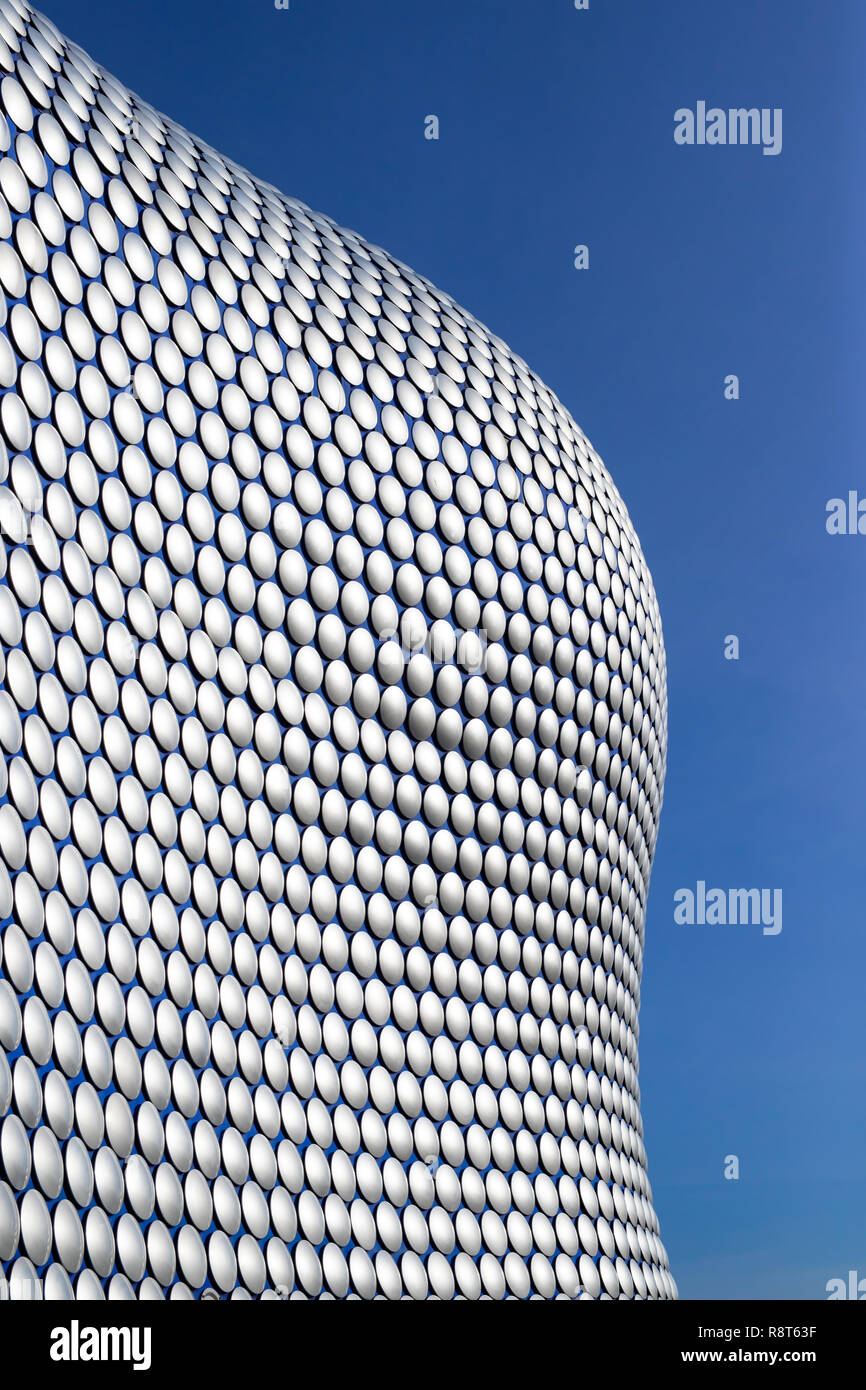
0,2,674,1299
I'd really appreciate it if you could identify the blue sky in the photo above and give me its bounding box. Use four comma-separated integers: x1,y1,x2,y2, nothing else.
38,0,866,1298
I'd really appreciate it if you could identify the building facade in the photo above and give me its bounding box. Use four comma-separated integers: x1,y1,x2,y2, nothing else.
0,2,674,1299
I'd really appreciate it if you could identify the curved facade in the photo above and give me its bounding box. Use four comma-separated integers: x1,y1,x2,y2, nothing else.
0,2,674,1299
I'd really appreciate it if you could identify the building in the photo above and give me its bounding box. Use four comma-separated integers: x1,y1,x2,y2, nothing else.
0,1,674,1299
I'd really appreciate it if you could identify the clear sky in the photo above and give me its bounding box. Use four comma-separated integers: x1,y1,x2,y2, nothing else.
37,0,866,1299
